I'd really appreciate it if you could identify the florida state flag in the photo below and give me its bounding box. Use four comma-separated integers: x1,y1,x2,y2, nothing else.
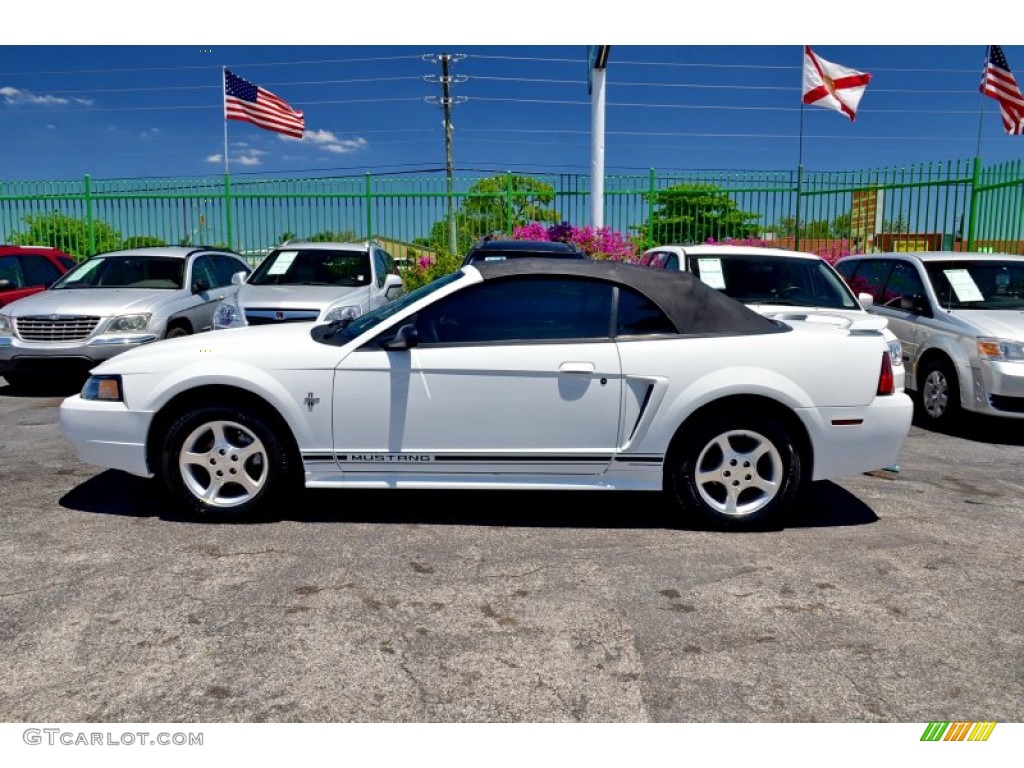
802,46,872,122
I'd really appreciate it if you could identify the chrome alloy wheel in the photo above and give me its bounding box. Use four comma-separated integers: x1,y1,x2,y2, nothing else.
693,429,784,518
922,369,949,420
178,420,267,507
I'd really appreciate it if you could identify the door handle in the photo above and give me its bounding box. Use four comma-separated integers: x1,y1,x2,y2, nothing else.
559,362,595,374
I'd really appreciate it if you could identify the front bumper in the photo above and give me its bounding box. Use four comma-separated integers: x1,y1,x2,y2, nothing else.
0,334,158,374
971,360,1024,417
59,394,155,478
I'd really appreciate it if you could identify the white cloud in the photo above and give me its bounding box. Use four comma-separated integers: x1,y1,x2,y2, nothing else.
0,86,93,107
236,155,262,166
45,124,57,130
140,127,162,139
206,150,263,166
281,128,368,154
205,154,223,164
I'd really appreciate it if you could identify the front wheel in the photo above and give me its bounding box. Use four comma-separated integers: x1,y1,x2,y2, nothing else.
917,358,960,429
159,404,295,520
669,411,803,529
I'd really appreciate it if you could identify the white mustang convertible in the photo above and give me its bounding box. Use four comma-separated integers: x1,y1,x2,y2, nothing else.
59,260,913,529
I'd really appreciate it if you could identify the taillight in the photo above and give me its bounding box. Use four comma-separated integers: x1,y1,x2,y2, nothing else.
877,351,895,396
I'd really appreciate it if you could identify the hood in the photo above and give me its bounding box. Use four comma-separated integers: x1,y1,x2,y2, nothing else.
237,284,367,311
945,308,1024,340
92,322,338,374
2,287,181,317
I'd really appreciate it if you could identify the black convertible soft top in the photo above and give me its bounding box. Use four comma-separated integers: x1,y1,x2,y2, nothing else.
472,258,787,336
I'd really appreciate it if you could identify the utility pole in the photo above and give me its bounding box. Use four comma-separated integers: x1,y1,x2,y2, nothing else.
424,53,467,256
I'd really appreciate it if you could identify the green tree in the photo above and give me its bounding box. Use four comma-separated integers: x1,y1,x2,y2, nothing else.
883,215,909,233
636,184,760,246
122,235,167,249
10,212,122,259
425,175,560,254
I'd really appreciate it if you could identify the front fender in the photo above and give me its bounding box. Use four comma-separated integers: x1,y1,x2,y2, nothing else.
126,360,327,448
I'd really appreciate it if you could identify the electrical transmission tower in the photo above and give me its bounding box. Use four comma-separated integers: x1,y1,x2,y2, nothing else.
423,53,467,256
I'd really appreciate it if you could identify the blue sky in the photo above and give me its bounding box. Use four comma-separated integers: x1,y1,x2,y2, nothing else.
2,5,1022,181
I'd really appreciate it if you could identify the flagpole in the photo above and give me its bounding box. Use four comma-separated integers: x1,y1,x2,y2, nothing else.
975,46,990,159
222,66,230,176
795,95,805,252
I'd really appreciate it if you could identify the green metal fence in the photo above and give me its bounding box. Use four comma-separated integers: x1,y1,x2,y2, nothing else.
2,157,1022,263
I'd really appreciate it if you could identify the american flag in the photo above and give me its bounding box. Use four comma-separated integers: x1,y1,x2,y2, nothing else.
223,69,304,138
980,46,1024,135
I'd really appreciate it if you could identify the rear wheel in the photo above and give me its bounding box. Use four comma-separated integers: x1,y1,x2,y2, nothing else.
164,324,190,340
918,358,960,429
159,404,295,520
669,410,803,529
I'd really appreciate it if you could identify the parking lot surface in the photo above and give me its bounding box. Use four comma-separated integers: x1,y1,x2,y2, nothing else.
0,379,1021,722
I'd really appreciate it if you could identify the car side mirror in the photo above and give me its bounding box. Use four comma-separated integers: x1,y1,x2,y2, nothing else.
192,278,210,294
0,279,11,290
381,323,419,350
857,292,874,310
384,274,405,300
231,271,247,286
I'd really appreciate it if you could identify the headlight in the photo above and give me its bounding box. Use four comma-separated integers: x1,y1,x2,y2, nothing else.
214,301,246,329
104,314,151,333
0,315,11,336
324,305,361,323
888,339,903,367
977,338,1024,361
81,374,123,401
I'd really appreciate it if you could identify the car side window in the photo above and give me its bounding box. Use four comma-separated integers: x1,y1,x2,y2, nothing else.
374,248,395,288
410,276,613,345
211,254,249,285
844,260,893,302
616,286,677,336
0,256,26,288
880,262,927,308
190,255,218,290
20,255,63,287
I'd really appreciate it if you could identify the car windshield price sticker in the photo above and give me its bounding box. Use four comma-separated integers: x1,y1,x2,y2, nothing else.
944,269,985,302
267,252,298,276
64,259,102,283
697,258,727,289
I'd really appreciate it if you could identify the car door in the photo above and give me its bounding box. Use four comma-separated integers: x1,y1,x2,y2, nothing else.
186,254,238,331
332,275,623,476
0,255,31,308
875,259,929,370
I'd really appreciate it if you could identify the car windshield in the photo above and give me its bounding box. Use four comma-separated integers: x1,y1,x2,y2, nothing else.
50,256,184,289
925,260,1024,310
687,254,859,309
312,270,465,345
250,248,371,287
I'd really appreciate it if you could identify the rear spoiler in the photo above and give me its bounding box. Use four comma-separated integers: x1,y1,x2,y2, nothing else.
763,311,888,333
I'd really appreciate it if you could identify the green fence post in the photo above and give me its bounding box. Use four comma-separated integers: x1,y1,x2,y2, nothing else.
966,156,982,253
506,172,514,235
223,173,234,250
794,165,804,252
84,174,95,257
648,168,656,249
365,172,373,242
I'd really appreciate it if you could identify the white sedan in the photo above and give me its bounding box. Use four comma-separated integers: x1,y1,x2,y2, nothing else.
59,260,913,529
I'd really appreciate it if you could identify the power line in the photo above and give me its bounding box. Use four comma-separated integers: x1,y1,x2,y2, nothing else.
0,55,427,77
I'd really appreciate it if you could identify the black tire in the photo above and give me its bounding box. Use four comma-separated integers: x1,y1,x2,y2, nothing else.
917,357,960,429
165,324,190,340
668,410,803,529
159,404,295,520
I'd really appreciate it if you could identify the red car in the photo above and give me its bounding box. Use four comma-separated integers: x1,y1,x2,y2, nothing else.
0,245,76,308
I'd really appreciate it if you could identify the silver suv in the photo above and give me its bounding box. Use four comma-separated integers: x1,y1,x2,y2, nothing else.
835,251,1024,427
214,241,405,330
0,246,251,389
